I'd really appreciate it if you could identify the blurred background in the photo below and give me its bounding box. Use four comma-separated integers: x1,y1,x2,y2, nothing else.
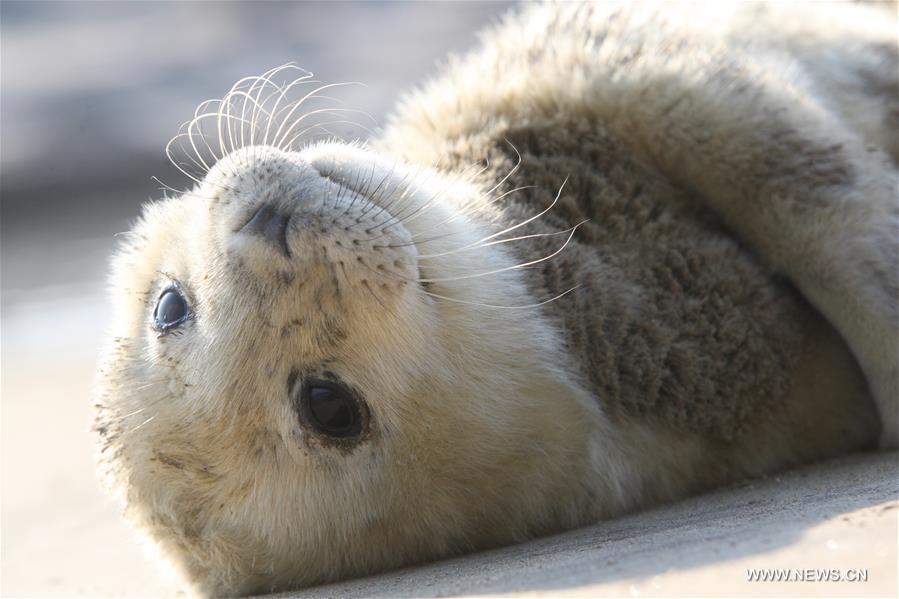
0,2,513,595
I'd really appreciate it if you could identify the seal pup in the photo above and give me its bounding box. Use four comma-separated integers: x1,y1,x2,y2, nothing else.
96,2,897,596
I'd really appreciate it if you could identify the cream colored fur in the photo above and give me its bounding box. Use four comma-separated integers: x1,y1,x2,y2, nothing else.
96,2,897,596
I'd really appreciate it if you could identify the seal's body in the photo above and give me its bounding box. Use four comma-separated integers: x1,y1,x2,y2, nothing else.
96,2,898,596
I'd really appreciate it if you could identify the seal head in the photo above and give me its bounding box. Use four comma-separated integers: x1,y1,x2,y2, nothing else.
96,141,599,596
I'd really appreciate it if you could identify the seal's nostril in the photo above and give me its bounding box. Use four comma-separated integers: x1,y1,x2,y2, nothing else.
241,204,291,256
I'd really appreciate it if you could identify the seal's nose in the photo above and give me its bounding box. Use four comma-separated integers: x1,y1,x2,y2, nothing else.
240,204,291,256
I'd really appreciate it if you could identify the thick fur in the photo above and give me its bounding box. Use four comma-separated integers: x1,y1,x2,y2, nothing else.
96,2,897,596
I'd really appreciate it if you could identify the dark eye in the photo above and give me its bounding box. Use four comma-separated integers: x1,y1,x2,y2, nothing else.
300,381,363,438
154,286,190,331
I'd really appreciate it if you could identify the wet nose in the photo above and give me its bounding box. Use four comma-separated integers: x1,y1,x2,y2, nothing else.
240,203,291,256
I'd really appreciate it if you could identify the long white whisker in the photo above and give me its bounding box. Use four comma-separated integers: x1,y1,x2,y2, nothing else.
484,139,523,196
166,136,207,186
242,65,307,148
128,415,156,434
420,285,581,310
467,177,568,247
418,222,580,283
190,99,223,167
273,90,367,149
280,116,376,150
409,184,536,242
264,77,336,146
418,220,588,259
399,154,524,241
227,89,276,145
221,65,297,151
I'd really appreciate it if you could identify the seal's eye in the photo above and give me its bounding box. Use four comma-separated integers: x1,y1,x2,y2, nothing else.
154,287,189,331
301,381,362,438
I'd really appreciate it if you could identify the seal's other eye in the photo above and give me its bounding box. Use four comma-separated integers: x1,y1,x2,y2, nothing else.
154,287,189,331
301,381,362,438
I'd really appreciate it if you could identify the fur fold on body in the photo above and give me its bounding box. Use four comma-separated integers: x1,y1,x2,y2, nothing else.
95,2,898,596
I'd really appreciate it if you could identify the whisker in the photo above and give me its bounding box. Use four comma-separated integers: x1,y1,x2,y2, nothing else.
408,184,537,243
128,415,156,434
341,160,397,222
276,105,373,150
263,73,327,147
420,285,581,310
455,177,568,247
484,139,523,196
417,220,588,259
243,66,308,147
361,169,414,221
418,222,580,283
280,117,376,151
272,82,369,148
221,64,306,152
191,98,224,167
367,166,437,227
